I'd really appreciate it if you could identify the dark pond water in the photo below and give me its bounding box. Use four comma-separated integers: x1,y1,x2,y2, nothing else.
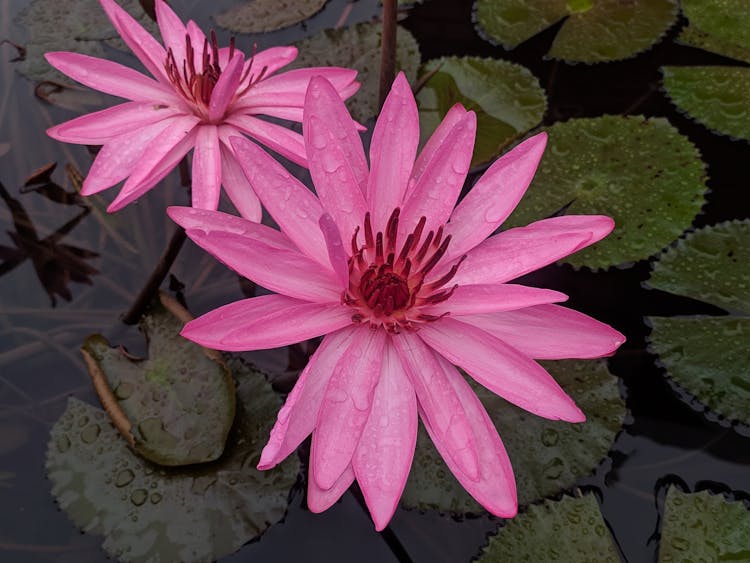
1,0,749,562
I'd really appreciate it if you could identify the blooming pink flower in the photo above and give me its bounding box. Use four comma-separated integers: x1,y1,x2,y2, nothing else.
44,0,358,216
168,73,625,529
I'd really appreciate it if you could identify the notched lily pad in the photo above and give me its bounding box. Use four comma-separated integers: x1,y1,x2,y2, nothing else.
402,360,625,514
81,293,235,466
289,22,420,123
505,115,707,269
477,493,620,562
647,221,750,427
473,0,677,63
417,56,546,166
47,358,299,563
659,487,750,562
678,0,750,63
214,0,327,34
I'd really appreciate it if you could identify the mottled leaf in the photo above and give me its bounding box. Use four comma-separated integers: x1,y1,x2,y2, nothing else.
402,360,625,514
417,56,546,166
46,357,299,563
505,116,707,269
678,0,750,64
477,493,620,562
214,0,327,34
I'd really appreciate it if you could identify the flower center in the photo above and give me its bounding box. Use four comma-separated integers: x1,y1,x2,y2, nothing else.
344,208,466,333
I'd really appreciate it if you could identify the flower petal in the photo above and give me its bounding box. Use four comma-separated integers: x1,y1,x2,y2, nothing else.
307,459,355,514
181,294,352,351
226,114,307,167
319,213,349,289
218,138,262,221
191,125,221,210
446,132,548,258
209,54,244,123
420,354,517,517
458,304,625,359
154,0,187,66
421,283,567,316
418,317,585,422
229,136,328,266
353,341,417,531
44,52,174,103
46,101,179,144
246,46,298,81
237,67,359,109
411,103,466,186
366,72,419,232
392,332,480,481
258,327,358,470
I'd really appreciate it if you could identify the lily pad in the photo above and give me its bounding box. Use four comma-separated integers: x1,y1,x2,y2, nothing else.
646,221,750,427
16,0,158,83
473,0,677,63
662,66,750,142
477,493,620,562
288,22,420,123
214,0,327,34
417,56,546,166
402,360,625,514
47,358,299,563
658,487,750,562
504,116,707,269
81,294,235,466
678,0,750,63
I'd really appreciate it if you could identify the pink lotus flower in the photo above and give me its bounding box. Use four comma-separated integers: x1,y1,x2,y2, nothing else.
44,0,358,216
168,73,625,529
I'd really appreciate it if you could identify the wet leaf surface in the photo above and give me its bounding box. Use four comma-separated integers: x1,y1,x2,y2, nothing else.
504,116,707,269
215,0,328,33
402,360,625,514
678,0,750,63
416,56,546,166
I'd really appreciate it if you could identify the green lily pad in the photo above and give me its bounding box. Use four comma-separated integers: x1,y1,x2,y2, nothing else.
505,116,707,269
416,56,546,166
402,360,625,514
473,0,677,63
477,493,620,562
288,22,420,123
47,358,299,563
214,0,327,34
16,0,158,83
646,221,750,427
662,66,750,142
678,0,750,63
81,294,235,466
659,487,750,562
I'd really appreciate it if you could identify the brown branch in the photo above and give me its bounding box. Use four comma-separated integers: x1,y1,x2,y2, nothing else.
378,0,398,109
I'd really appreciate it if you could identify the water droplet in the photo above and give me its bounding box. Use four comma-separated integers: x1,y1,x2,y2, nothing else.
150,492,162,504
115,382,134,400
77,416,89,428
80,424,100,444
115,469,135,487
56,435,71,452
130,489,148,506
541,428,559,447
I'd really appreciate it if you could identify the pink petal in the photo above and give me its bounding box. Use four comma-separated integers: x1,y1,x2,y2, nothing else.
392,332,480,481
440,215,615,285
400,110,476,236
44,52,174,103
421,354,517,517
446,132,548,258
246,105,303,122
99,0,167,82
421,283,567,317
411,103,467,186
353,341,417,531
313,327,387,490
181,294,352,351
237,67,359,109
418,317,585,422
229,136,328,266
244,46,298,83
226,114,307,167
209,54,244,123
319,213,349,289
307,459,355,513
218,139,262,221
458,304,625,359
154,0,187,66
191,125,221,210
259,327,358,470
366,72,419,232
46,101,179,144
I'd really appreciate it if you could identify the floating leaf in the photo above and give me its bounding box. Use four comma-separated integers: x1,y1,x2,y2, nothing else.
647,221,750,427
658,487,750,562
504,116,707,269
474,0,677,63
477,493,620,562
417,56,546,166
402,360,625,514
214,0,327,33
289,22,420,123
678,0,750,63
662,66,750,142
81,294,235,466
47,358,299,563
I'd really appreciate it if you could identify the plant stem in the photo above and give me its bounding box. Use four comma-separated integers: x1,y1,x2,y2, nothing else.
351,485,413,563
378,0,398,109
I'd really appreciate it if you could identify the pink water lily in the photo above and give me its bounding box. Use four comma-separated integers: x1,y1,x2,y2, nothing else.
168,73,625,530
44,0,358,216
